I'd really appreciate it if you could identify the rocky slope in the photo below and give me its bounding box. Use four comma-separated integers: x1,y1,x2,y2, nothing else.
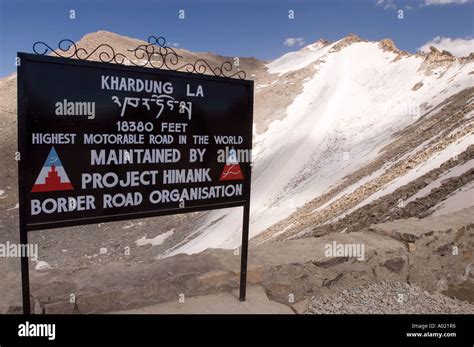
2,207,472,313
306,282,474,314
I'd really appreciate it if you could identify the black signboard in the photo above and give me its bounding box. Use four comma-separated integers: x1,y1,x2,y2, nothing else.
18,53,253,231
17,52,253,313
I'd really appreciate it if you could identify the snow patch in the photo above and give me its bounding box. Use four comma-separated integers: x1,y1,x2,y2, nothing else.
266,42,334,75
430,181,474,216
406,159,474,204
136,229,175,247
35,261,51,270
123,221,144,229
7,203,18,210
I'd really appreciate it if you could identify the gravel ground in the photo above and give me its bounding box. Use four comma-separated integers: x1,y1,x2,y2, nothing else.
306,281,474,314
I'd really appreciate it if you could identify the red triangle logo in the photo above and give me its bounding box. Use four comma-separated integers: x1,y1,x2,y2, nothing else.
219,148,244,181
220,163,244,181
31,147,74,193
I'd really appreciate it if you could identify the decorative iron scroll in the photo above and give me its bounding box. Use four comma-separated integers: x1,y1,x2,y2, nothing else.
32,35,247,79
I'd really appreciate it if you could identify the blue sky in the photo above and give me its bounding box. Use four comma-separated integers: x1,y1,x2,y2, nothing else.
0,0,473,77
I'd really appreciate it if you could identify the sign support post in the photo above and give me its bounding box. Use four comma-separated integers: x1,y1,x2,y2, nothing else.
239,201,250,301
18,59,31,315
239,85,253,302
20,224,31,315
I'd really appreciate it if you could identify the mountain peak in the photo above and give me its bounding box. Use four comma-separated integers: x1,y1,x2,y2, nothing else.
302,38,332,51
343,33,364,42
76,30,149,49
330,33,367,52
428,45,455,57
378,38,408,57
378,38,397,51
422,45,457,63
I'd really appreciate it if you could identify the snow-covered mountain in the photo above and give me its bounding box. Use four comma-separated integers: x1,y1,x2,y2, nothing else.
165,34,473,256
0,31,472,266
